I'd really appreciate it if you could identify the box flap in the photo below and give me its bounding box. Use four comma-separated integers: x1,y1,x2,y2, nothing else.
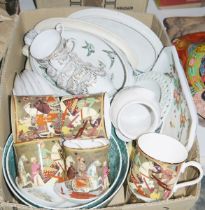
35,0,148,13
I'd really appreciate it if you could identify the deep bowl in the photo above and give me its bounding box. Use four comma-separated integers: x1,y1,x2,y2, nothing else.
2,132,129,209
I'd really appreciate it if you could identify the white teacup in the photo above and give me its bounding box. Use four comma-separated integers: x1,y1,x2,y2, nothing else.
110,87,161,141
29,24,73,72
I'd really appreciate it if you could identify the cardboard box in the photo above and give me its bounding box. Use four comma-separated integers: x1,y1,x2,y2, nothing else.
0,8,16,88
0,5,201,210
155,0,205,9
34,0,148,13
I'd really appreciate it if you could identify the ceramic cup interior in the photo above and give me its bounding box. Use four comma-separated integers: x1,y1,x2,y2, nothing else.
63,138,110,149
110,86,160,131
117,100,160,139
138,133,187,163
30,29,61,60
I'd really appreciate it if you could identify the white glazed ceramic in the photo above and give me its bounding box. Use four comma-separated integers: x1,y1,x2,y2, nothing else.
33,18,138,70
117,102,152,139
63,138,109,149
68,8,163,73
29,25,75,73
128,133,203,202
151,46,175,74
29,56,69,95
27,19,137,96
159,47,198,152
110,87,161,141
30,29,61,60
135,71,174,126
13,74,29,96
13,69,68,96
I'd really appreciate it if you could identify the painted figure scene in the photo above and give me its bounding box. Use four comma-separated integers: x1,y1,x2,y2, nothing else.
62,146,110,199
14,139,66,188
14,96,61,143
61,94,106,139
129,150,180,201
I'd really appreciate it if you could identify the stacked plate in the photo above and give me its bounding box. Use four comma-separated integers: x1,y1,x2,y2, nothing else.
2,131,129,209
13,8,165,97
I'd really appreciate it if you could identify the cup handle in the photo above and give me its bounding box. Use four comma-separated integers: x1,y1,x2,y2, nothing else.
173,161,203,193
24,29,39,46
56,23,64,37
66,39,75,53
22,45,29,57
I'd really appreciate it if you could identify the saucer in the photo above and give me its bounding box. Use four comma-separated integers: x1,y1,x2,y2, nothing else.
54,181,101,204
135,71,174,124
69,8,163,73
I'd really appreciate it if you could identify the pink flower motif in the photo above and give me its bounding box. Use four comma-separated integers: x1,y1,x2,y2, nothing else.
189,58,195,67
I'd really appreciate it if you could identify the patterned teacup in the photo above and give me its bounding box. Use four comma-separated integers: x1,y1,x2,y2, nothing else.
62,138,110,199
128,133,203,202
14,139,66,189
60,93,111,140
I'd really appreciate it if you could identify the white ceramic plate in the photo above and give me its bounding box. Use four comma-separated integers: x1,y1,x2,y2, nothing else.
33,18,138,70
68,8,163,73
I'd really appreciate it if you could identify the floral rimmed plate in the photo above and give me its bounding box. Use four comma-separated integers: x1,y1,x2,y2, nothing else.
2,132,127,209
68,8,163,73
134,71,174,125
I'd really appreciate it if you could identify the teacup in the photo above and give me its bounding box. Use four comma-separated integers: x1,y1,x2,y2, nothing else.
13,139,66,189
11,95,62,143
29,24,73,72
127,133,203,202
62,138,110,198
60,93,111,140
110,87,161,141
